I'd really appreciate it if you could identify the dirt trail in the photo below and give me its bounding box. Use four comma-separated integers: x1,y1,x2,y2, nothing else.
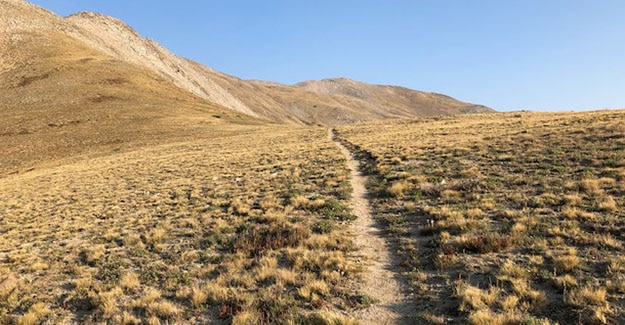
329,129,417,324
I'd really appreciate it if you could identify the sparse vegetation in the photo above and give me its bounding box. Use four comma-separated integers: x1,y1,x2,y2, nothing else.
4,3,624,324
2,66,624,325
0,127,361,323
337,110,625,324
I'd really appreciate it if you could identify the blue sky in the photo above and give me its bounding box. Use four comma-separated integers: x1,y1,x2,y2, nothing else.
30,0,625,111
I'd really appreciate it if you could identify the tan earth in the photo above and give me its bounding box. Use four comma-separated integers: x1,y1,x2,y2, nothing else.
0,1,496,323
330,129,419,324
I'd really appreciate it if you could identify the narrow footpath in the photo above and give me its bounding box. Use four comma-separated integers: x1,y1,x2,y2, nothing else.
329,129,417,325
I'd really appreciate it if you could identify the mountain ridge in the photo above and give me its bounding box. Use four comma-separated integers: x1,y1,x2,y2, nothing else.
2,0,494,125
63,10,258,117
0,0,494,173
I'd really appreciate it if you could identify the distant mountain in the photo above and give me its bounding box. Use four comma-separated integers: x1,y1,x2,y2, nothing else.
295,78,492,120
62,9,493,125
0,0,494,173
1,0,492,123
195,72,493,125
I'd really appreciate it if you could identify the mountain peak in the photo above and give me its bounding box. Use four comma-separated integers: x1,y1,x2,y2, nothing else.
296,78,371,99
62,10,257,117
66,11,106,19
66,11,134,30
321,77,356,83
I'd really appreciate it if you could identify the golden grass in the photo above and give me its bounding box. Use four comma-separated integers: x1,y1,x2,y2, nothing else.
16,302,50,325
1,29,264,178
553,253,581,274
455,281,500,312
0,126,361,323
387,180,412,197
2,91,623,325
337,110,625,324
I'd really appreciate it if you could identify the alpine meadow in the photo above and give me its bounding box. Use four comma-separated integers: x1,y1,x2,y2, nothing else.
1,1,624,324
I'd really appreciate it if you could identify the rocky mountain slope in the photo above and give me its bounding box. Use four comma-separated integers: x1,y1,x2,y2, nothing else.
0,0,493,173
64,11,257,117
201,71,492,125
297,78,490,116
2,0,492,123
61,8,492,125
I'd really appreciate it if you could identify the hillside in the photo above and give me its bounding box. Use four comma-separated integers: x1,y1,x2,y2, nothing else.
1,109,622,324
63,11,257,117
0,0,495,175
2,0,492,123
202,71,492,125
296,78,491,119
0,126,365,324
0,0,264,175
62,8,492,125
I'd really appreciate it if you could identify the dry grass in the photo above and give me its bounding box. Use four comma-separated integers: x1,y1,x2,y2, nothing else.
2,68,623,325
554,257,580,275
337,110,625,324
0,126,362,323
0,29,262,177
0,17,491,181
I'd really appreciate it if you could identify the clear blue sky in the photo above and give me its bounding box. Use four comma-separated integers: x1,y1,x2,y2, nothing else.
30,0,625,111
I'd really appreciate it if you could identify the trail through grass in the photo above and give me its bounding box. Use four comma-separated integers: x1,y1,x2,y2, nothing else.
331,128,418,324
338,110,625,324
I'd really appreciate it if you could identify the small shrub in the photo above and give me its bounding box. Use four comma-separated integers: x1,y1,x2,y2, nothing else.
233,222,310,256
289,195,310,209
465,208,483,219
311,220,335,234
498,260,528,280
553,254,581,274
348,293,379,308
95,257,124,284
140,263,169,286
467,310,518,325
459,233,512,254
322,199,355,221
553,275,578,290
580,179,602,196
120,272,140,291
229,198,251,216
16,302,50,325
433,253,457,270
304,311,359,325
499,295,519,311
566,286,607,308
420,312,446,324
598,195,617,211
455,282,500,312
387,180,411,197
